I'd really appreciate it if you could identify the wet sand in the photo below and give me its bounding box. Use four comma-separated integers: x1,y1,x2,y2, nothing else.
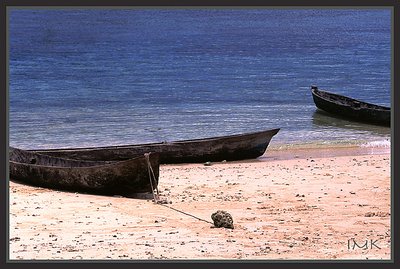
9,147,391,260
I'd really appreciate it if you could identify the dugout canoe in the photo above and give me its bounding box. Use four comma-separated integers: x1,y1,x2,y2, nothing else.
9,147,159,195
311,86,390,126
31,128,280,164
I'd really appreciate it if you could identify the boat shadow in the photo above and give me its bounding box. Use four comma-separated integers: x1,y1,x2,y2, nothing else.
312,109,391,135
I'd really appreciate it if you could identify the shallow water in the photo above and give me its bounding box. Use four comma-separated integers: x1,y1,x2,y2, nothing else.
9,9,391,149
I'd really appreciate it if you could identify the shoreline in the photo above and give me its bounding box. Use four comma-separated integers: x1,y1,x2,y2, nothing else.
9,144,391,260
262,144,390,162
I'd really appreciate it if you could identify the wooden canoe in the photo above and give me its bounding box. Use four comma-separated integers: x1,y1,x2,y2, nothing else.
30,128,280,164
9,147,159,195
311,86,390,126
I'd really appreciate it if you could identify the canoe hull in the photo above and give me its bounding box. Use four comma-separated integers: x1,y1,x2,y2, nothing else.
311,86,390,126
9,147,159,195
31,128,280,163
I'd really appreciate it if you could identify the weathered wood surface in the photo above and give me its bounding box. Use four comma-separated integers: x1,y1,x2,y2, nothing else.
31,128,280,163
9,147,159,195
311,86,390,126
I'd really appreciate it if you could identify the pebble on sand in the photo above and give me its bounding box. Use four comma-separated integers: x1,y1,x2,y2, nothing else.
211,210,234,229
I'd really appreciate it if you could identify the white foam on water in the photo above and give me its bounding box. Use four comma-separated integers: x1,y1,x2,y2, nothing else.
361,139,391,148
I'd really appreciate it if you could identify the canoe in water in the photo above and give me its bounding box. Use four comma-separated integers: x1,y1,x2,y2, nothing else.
311,86,390,126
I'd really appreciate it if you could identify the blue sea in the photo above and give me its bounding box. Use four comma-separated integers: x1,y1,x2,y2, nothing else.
9,9,391,150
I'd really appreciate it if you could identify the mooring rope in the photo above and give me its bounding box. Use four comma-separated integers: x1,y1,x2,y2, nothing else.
159,203,214,225
145,153,159,202
145,153,213,225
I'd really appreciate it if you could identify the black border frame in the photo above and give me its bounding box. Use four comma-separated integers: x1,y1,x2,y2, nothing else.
1,0,399,267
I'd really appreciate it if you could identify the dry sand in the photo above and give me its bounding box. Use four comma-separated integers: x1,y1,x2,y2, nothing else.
8,147,391,260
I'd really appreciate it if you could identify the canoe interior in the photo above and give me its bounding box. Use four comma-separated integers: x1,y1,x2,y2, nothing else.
10,147,110,167
312,87,390,111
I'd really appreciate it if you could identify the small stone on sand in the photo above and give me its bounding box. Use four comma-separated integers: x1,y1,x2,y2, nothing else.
211,210,234,229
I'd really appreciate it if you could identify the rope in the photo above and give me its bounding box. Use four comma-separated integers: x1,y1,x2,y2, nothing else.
145,153,159,202
159,204,214,225
144,153,213,225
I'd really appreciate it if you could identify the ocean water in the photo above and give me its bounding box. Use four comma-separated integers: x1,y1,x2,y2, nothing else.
8,9,391,150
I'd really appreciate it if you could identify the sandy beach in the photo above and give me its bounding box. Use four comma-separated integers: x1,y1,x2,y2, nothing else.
8,146,391,260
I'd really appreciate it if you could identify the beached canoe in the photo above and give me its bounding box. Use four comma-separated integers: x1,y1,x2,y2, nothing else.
9,147,159,195
311,86,390,126
30,128,280,164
